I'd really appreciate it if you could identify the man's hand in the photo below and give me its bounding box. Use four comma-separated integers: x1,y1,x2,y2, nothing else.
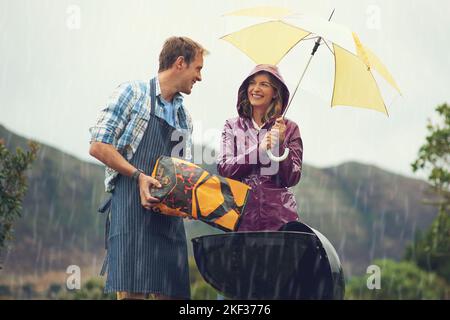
138,173,162,210
88,142,164,210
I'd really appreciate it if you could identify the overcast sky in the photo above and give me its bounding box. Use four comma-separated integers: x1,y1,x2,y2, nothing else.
1,0,449,179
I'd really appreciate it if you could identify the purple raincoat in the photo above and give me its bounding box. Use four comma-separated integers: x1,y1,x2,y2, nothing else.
217,64,303,231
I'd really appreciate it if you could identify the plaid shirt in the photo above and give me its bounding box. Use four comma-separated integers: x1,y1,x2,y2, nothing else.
89,77,193,192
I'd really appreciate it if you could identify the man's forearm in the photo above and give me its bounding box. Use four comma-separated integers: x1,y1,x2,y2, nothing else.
89,142,137,177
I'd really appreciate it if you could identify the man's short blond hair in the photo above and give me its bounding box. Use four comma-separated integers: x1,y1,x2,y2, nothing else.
159,36,208,72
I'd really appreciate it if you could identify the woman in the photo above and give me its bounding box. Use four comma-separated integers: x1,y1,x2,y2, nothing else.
217,64,303,231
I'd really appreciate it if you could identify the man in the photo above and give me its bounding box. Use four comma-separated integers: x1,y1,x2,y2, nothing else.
89,36,207,300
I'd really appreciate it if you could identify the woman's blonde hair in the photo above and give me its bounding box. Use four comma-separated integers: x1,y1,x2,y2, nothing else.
238,71,284,123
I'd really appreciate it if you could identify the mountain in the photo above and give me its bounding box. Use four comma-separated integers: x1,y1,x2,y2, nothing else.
0,124,107,276
292,162,437,275
0,124,438,281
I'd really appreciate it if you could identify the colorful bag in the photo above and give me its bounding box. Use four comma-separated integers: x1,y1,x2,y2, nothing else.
150,156,251,232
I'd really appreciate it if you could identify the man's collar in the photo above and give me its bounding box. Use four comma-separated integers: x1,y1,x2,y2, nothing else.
154,76,183,103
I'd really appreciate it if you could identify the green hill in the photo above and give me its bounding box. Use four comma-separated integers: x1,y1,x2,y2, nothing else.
293,162,437,275
0,124,107,275
0,124,438,281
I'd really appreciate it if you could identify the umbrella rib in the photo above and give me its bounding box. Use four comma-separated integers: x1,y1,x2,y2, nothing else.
386,92,401,113
302,36,321,41
283,53,316,117
368,71,390,116
323,40,335,56
274,34,312,65
331,44,338,108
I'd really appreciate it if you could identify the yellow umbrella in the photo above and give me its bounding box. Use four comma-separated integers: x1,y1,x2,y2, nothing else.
222,7,401,116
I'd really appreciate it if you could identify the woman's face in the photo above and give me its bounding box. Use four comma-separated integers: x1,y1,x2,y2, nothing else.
247,73,276,112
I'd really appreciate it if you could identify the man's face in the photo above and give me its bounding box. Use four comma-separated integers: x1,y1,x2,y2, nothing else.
178,52,203,95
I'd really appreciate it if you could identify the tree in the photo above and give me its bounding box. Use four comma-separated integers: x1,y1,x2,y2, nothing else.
411,103,450,208
408,103,450,282
189,257,220,300
46,283,62,299
345,259,449,300
0,284,12,297
0,139,38,259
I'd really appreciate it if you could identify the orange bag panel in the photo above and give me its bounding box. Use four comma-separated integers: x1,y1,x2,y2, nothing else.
150,156,251,232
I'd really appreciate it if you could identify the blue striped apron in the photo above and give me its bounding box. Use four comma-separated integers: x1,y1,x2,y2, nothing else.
99,78,190,299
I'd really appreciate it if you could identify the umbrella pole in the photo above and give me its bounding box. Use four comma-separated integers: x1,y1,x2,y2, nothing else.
268,9,335,162
282,53,315,118
268,51,318,162
282,8,335,119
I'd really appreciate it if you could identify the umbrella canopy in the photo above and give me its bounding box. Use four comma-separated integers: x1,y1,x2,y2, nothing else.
221,7,401,115
222,21,310,66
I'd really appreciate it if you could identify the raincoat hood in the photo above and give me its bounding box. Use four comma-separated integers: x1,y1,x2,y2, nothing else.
237,64,290,117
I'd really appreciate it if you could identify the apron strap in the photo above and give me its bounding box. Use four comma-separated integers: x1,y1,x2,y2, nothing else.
150,77,157,115
150,77,189,130
97,196,112,276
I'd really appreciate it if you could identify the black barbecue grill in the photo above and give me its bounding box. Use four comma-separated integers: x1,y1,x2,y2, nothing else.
192,221,345,300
